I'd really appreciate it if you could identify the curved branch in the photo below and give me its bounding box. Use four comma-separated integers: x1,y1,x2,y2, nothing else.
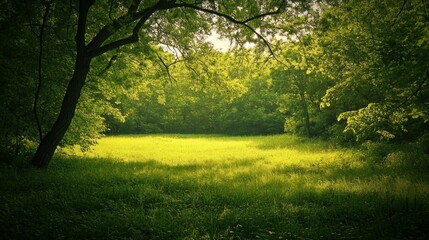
88,17,146,58
173,2,285,62
87,1,177,58
174,1,284,24
87,0,286,60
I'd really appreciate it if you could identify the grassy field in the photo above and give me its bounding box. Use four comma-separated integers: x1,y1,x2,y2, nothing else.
1,134,429,239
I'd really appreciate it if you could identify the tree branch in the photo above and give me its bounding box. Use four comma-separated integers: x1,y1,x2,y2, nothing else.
97,54,118,76
175,1,284,24
88,17,146,58
173,2,285,61
87,0,285,60
87,0,181,58
86,0,142,52
156,53,177,86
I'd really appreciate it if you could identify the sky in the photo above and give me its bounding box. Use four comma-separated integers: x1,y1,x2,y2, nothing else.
205,31,232,52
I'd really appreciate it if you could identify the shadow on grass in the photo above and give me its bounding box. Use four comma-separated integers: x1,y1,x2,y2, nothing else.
1,153,429,240
251,135,338,152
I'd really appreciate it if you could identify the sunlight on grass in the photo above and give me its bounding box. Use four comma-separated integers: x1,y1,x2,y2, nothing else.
73,134,428,199
84,134,343,165
2,134,428,239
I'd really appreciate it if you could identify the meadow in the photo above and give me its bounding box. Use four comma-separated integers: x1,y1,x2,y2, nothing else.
1,134,429,239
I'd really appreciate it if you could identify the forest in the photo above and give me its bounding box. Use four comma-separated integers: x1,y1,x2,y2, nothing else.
1,0,429,239
1,0,429,165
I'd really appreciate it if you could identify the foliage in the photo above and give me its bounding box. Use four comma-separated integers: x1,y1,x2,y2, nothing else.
2,0,429,165
0,1,130,162
105,49,285,135
317,0,429,141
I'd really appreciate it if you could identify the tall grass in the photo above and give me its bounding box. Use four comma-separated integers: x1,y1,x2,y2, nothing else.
1,134,428,239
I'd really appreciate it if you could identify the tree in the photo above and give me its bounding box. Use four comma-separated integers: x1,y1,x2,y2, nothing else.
269,2,334,138
28,0,288,168
270,44,334,137
105,47,284,135
316,0,429,141
1,1,117,162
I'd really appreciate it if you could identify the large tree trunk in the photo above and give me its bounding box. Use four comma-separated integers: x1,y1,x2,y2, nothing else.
31,0,93,168
28,0,281,168
31,53,91,168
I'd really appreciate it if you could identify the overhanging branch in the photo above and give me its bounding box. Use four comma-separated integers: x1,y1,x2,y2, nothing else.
88,17,146,58
173,1,285,59
87,0,286,61
87,0,176,58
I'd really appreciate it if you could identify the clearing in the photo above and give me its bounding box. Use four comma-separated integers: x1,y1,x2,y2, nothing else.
1,134,428,239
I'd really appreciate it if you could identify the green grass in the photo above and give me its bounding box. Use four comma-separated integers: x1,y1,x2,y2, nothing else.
1,134,429,239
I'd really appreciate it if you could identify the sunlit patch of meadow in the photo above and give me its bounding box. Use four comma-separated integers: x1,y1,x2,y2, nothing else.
2,134,429,239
